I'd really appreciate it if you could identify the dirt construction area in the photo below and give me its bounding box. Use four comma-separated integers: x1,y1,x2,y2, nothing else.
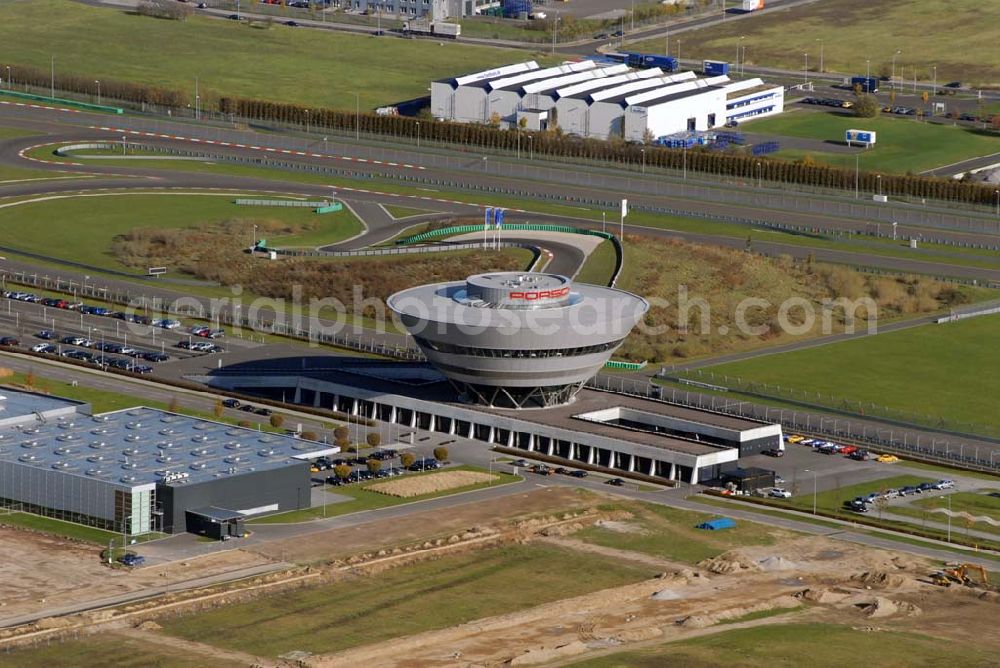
366,470,498,498
304,533,1000,667
0,526,275,628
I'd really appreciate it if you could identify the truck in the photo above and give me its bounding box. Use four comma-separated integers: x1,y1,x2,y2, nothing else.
403,20,461,39
851,76,879,93
741,0,765,10
703,60,730,76
625,53,679,72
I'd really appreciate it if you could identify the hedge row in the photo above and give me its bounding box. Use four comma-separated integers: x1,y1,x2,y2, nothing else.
218,95,999,206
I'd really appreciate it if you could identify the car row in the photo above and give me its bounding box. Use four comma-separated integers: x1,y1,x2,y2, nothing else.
176,340,224,353
845,480,955,513
531,463,590,479
2,290,225,338
882,105,917,115
800,97,854,109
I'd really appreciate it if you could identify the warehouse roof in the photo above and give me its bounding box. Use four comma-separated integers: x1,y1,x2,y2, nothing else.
0,404,337,490
628,85,724,110
0,389,83,428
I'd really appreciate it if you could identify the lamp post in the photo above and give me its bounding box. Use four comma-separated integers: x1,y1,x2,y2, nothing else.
756,161,761,188
677,39,681,62
305,109,310,134
551,16,559,55
866,58,871,80
528,135,533,160
994,189,999,218
816,39,824,73
891,49,901,89
95,80,101,106
640,148,645,174
876,173,882,196
854,153,860,199
4,66,10,90
416,120,420,148
736,35,745,74
50,54,55,98
741,45,747,76
932,65,937,95
802,52,808,85
353,92,360,142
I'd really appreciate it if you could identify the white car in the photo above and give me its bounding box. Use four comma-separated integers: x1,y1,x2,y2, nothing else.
933,479,955,490
769,488,792,499
30,343,51,352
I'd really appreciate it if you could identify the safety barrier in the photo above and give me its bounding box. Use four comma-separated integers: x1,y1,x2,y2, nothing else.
234,199,330,208
0,88,123,114
603,360,647,371
395,223,615,245
314,203,344,214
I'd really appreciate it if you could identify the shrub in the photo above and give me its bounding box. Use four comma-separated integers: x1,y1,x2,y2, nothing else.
366,459,382,473
333,464,352,481
300,431,318,441
400,452,416,468
366,432,381,448
213,400,224,419
433,446,449,462
333,425,349,440
269,414,285,429
237,420,252,428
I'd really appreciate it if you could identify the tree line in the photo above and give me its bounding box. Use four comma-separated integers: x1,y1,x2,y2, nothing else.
5,63,186,107
218,95,999,206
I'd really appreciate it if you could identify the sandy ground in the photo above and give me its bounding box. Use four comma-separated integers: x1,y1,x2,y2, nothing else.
306,534,1000,667
367,471,498,498
248,487,595,564
0,527,273,625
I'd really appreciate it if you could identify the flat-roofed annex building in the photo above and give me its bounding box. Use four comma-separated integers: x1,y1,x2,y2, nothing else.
0,389,337,535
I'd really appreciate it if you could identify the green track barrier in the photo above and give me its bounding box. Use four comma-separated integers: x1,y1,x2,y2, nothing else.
396,223,615,245
0,88,123,114
603,360,647,371
314,203,344,214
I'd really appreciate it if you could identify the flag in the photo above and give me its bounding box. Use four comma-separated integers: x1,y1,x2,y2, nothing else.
494,208,504,229
484,207,493,229
621,199,628,218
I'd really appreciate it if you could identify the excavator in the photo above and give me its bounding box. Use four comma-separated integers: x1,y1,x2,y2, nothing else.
930,563,991,588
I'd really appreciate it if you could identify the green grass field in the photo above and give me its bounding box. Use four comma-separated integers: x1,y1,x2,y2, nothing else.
159,542,652,657
629,0,1000,86
0,511,120,544
575,502,794,564
574,239,618,286
694,314,1000,432
567,623,998,668
0,193,363,272
778,474,934,515
51,145,1000,274
249,465,521,524
741,110,1000,173
888,491,1000,535
3,631,248,668
0,0,548,110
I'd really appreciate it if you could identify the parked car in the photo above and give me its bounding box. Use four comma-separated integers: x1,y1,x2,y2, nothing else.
786,435,805,444
143,352,171,362
36,330,56,339
769,488,792,498
876,454,900,464
846,498,869,513
762,448,784,457
31,343,56,353
513,459,530,468
222,398,241,408
604,478,624,486
119,553,145,567
932,479,955,490
839,445,858,455
898,485,920,496
917,482,936,492
0,336,20,346
569,470,589,478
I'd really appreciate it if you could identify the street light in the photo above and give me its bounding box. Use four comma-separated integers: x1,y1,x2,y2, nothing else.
802,52,808,85
415,120,420,148
932,65,937,94
305,109,310,134
756,161,761,188
353,92,360,142
994,189,999,218
640,148,645,174
891,49,901,89
876,173,882,196
736,35,745,74
94,80,100,106
4,66,10,90
551,16,559,55
866,58,871,80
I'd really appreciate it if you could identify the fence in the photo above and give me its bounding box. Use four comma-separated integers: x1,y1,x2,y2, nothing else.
584,374,1000,473
663,368,1000,441
0,88,123,114
935,298,1000,323
396,223,616,245
235,199,330,208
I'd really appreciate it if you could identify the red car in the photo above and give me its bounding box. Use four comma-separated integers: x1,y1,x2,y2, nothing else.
839,445,859,455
